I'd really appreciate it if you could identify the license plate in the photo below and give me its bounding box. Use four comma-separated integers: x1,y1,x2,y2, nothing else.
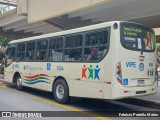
138,80,144,85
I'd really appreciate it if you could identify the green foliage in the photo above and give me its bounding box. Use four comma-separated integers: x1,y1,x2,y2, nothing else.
0,35,10,47
156,43,160,52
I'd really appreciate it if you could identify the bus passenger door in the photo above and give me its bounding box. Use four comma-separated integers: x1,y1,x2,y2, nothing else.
5,47,15,83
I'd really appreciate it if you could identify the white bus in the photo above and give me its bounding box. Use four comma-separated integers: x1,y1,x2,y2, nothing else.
4,21,157,104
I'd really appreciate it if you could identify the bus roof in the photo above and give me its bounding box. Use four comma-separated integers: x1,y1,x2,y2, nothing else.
9,21,152,44
9,21,119,44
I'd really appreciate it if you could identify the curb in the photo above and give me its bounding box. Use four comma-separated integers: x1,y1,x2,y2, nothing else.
117,98,160,110
133,98,160,106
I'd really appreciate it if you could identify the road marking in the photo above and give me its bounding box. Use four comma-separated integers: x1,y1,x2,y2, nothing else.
29,95,111,120
1,85,7,88
0,83,7,88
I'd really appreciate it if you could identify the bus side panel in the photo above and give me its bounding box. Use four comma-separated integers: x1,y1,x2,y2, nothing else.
42,62,104,99
111,83,124,99
68,80,103,98
102,26,119,99
21,62,51,91
54,63,104,99
17,62,104,99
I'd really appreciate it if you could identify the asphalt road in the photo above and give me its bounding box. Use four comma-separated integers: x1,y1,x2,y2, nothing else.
0,82,160,120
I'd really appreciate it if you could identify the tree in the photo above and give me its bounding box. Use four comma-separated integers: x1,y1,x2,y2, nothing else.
0,35,10,48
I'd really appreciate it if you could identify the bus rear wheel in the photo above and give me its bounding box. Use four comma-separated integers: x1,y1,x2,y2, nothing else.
53,79,70,104
15,74,24,91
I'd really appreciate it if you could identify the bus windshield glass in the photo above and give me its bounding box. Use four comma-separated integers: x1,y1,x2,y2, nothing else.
120,22,155,52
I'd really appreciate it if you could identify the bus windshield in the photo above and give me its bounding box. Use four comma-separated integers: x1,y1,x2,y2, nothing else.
120,22,155,52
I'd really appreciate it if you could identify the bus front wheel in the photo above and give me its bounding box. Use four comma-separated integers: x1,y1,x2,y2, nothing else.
53,79,70,104
15,74,24,91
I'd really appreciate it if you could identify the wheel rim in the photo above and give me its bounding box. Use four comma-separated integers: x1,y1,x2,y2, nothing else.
17,77,22,88
56,84,64,99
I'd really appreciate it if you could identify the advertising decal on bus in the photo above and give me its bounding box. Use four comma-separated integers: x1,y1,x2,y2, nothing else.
23,74,50,85
126,62,136,68
24,65,43,71
82,65,101,80
121,22,155,52
147,69,154,76
139,63,144,71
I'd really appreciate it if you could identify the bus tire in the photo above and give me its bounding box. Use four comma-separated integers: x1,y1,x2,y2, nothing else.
15,74,24,91
53,79,70,104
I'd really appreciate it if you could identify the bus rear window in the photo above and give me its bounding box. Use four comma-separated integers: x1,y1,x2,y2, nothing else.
120,22,155,52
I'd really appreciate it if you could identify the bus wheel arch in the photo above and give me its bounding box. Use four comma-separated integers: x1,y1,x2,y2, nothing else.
52,76,70,104
13,72,20,83
13,72,23,90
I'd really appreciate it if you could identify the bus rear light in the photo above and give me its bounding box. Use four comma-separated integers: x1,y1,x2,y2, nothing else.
117,64,121,69
117,69,121,74
119,80,122,84
116,62,122,85
116,75,121,80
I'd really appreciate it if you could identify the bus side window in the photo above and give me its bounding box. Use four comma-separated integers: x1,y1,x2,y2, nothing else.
86,32,98,46
26,42,35,61
64,49,82,61
98,30,108,45
64,34,83,61
17,43,25,61
36,39,48,61
48,37,63,61
84,29,109,61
